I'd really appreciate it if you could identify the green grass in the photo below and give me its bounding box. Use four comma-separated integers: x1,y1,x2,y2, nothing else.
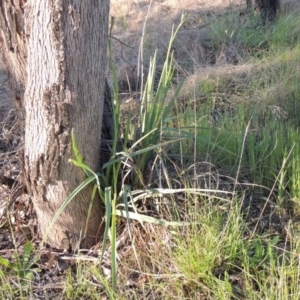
2,6,300,300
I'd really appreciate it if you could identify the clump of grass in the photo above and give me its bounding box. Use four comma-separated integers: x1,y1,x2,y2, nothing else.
209,10,268,57
170,193,300,299
172,98,300,200
210,7,300,61
270,11,300,50
174,8,300,198
172,199,244,299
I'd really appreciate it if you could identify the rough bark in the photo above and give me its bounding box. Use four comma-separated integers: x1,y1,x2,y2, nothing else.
257,0,279,20
247,0,279,20
0,0,110,249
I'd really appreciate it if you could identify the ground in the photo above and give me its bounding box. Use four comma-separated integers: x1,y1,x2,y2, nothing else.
1,0,300,299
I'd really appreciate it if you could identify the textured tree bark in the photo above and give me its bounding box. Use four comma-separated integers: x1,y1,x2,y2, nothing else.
257,0,279,20
247,0,279,20
0,0,110,249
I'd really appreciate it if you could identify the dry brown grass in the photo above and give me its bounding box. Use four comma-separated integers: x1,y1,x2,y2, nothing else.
109,0,248,90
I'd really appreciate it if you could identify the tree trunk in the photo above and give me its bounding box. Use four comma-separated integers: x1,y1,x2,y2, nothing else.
248,0,279,20
257,0,279,20
0,0,110,249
